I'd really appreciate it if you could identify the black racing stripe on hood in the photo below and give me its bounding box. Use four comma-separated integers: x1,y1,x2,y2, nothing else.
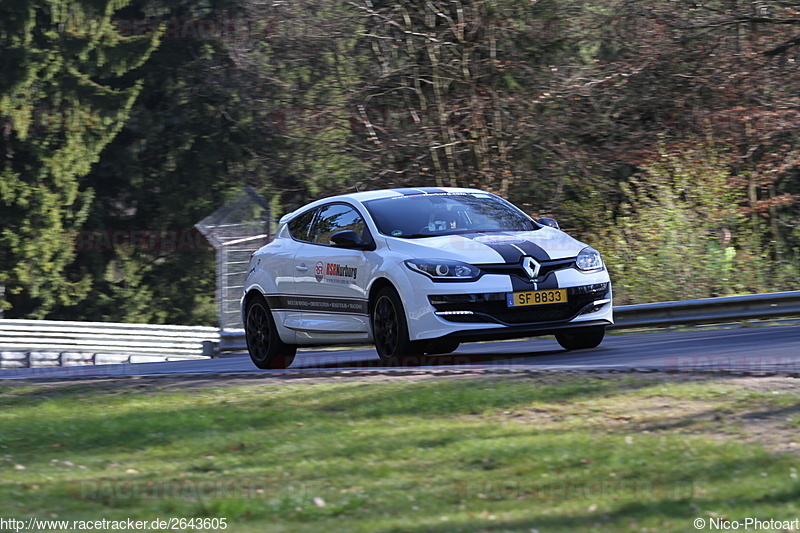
513,239,551,262
480,241,523,263
456,233,521,263
461,232,547,264
461,232,562,290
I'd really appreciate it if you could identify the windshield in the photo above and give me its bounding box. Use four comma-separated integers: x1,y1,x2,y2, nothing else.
363,192,537,239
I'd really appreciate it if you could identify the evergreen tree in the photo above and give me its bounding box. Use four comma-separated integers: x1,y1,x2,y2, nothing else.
53,0,245,324
0,0,157,317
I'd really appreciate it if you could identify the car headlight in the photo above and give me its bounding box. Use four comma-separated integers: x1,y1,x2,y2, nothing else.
404,259,481,281
575,247,604,271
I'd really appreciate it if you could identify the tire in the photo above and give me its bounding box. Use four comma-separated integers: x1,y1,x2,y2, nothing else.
555,326,606,351
371,286,424,364
245,295,297,369
424,339,460,355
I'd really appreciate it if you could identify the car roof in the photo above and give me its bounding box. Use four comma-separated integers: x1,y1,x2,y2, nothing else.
343,186,485,202
279,187,491,224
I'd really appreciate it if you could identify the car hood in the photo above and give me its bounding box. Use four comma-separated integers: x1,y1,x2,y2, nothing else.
384,228,587,263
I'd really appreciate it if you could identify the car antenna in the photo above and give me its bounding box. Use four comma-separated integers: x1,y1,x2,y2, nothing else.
349,168,360,193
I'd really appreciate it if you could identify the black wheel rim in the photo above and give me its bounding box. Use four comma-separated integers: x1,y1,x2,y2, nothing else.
373,295,398,356
246,302,270,362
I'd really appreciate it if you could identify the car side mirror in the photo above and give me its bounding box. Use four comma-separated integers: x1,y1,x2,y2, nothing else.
330,230,368,249
537,217,559,230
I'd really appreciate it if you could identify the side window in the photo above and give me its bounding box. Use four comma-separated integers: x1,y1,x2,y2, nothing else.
310,203,368,245
287,208,316,242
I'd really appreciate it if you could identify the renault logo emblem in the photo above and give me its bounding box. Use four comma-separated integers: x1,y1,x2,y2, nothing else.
522,256,540,280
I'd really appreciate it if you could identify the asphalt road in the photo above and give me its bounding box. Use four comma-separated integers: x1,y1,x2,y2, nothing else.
1,325,798,380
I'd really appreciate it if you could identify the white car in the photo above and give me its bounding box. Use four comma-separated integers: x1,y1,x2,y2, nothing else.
242,187,612,369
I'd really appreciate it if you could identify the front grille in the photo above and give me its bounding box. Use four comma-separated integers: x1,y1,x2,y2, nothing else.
430,283,609,325
479,258,574,283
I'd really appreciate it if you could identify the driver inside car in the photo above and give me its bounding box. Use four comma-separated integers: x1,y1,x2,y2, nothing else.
428,209,460,231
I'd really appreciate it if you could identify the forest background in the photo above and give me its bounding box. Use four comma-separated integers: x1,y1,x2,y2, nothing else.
1,0,799,325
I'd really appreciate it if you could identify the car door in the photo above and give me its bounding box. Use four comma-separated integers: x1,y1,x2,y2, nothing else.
274,207,318,331
292,202,372,335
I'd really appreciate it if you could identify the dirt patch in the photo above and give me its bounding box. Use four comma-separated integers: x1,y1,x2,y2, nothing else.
486,373,800,456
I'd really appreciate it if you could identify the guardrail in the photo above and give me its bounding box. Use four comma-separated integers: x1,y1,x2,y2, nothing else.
610,290,800,329
220,330,247,353
2,291,799,368
0,319,219,369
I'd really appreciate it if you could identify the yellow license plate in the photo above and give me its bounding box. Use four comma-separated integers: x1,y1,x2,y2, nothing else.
507,289,567,307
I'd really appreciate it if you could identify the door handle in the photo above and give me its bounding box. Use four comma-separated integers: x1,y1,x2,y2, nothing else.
296,265,308,272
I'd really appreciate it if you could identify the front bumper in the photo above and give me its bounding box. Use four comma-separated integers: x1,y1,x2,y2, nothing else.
430,283,610,326
400,267,613,342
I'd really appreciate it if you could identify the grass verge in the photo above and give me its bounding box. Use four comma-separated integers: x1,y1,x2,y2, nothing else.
1,372,799,532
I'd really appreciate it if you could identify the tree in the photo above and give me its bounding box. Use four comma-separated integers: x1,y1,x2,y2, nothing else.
595,142,741,303
51,0,246,324
0,0,158,318
224,0,368,211
352,0,575,196
528,0,800,299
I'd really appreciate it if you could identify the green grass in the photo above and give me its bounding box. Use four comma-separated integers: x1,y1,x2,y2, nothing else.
1,374,799,532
